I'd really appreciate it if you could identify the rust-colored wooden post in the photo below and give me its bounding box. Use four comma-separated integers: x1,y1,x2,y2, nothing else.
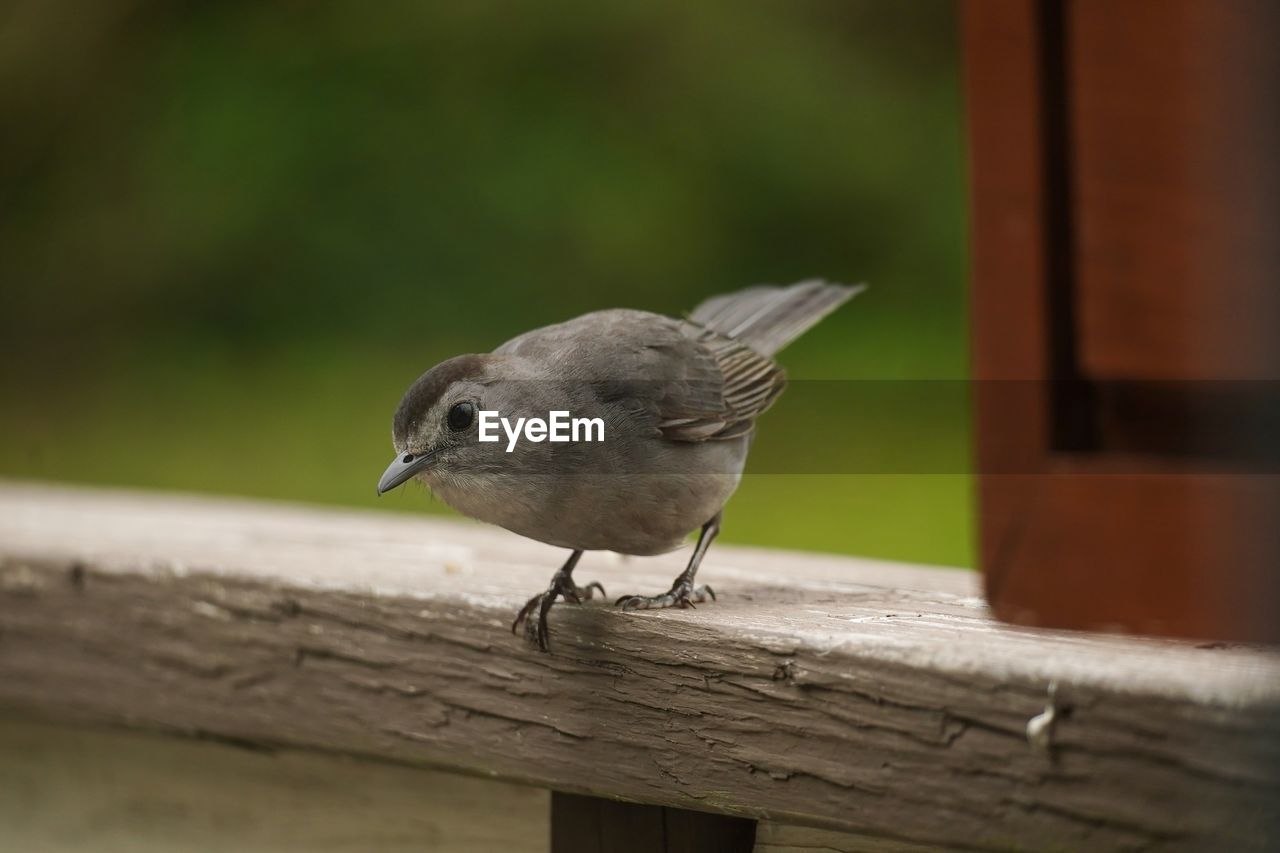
963,0,1280,642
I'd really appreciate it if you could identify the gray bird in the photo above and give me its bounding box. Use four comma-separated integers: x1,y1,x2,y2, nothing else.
377,280,863,650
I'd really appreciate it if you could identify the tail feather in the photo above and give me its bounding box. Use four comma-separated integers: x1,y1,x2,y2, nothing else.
689,279,865,356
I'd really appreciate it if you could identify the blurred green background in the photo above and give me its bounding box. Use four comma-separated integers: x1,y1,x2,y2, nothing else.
0,1,971,567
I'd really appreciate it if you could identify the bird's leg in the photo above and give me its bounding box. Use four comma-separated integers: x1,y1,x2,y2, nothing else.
511,549,605,652
615,512,720,612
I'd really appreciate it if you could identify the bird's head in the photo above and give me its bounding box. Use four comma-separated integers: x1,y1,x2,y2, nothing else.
376,354,494,495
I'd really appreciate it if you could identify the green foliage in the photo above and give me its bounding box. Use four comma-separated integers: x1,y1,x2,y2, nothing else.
0,0,971,567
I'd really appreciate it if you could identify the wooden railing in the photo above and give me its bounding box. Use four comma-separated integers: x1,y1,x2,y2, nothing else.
2,481,1278,851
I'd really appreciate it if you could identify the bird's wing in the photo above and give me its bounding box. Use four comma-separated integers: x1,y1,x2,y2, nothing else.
646,324,786,442
495,309,785,443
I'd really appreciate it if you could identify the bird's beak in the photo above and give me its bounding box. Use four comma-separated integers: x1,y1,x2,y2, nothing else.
377,451,435,495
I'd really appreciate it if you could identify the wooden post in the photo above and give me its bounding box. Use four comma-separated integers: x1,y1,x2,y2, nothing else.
963,0,1280,643
551,793,755,853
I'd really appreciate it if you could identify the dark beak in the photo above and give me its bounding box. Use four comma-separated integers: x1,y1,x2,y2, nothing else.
377,451,435,495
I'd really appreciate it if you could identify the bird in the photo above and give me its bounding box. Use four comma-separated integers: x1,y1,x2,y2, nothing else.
377,279,864,651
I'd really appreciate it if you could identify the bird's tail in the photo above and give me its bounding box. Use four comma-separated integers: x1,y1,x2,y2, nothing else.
689,279,866,357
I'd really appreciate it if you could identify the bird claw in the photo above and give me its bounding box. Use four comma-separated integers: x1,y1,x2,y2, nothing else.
561,580,605,606
614,582,715,612
511,579,606,652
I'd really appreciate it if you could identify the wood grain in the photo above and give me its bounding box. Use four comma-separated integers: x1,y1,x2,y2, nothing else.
2,482,1279,851
0,713,890,853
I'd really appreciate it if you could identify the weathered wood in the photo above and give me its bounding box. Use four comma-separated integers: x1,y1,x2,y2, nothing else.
2,482,1279,851
0,712,896,853
0,713,548,853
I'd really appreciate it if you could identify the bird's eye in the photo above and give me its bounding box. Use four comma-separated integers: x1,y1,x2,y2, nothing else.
447,401,475,431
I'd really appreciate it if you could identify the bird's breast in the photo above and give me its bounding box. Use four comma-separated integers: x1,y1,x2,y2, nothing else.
425,439,747,554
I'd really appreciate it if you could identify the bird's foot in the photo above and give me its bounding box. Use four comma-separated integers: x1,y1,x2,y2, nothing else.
511,578,606,652
615,579,715,612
